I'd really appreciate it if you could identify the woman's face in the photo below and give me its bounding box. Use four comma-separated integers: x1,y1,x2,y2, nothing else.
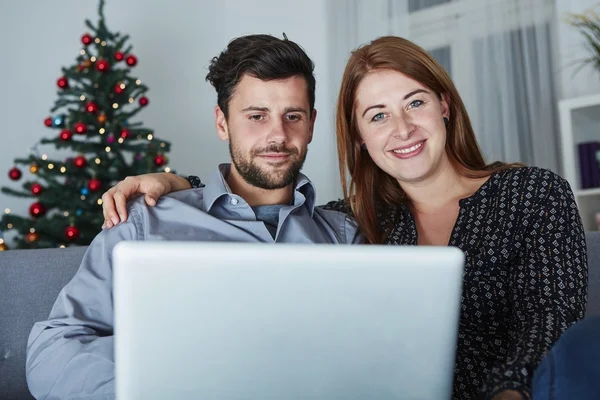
354,69,450,185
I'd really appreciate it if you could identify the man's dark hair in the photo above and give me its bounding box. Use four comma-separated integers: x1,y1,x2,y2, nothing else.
206,34,316,118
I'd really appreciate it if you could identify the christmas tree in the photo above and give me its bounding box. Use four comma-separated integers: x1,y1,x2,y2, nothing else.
0,0,172,251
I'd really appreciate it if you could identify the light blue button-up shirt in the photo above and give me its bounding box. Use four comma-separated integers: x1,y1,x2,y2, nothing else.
26,164,362,400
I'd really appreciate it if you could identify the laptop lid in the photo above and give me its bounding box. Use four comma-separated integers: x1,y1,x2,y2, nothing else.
113,242,464,400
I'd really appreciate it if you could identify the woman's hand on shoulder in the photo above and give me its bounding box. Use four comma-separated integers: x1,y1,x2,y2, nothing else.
101,173,191,229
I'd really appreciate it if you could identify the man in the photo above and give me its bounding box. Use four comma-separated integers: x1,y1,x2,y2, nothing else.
26,34,360,399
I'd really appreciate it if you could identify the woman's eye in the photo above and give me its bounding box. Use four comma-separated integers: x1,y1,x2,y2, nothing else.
408,100,424,109
371,112,385,122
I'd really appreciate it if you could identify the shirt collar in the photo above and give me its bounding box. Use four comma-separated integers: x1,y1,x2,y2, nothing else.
202,163,317,215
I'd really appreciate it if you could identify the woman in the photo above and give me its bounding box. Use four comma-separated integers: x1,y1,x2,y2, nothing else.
100,36,588,400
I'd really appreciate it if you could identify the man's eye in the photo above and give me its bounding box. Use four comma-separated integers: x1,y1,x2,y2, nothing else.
249,115,264,121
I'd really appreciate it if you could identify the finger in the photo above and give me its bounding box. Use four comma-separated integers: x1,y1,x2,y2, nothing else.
144,194,156,206
101,190,117,222
114,191,128,223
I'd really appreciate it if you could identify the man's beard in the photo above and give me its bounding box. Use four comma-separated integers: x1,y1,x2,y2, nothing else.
229,139,307,190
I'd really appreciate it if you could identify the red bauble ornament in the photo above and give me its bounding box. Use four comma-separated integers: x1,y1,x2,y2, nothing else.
114,82,125,94
74,122,87,134
60,129,73,141
115,51,125,61
44,117,53,127
139,96,149,106
120,128,130,139
85,101,99,113
81,34,93,46
25,232,40,244
31,183,43,195
8,167,22,181
154,155,166,166
65,225,80,241
29,202,46,218
88,178,102,192
126,55,138,66
57,77,69,89
96,59,110,72
73,156,87,168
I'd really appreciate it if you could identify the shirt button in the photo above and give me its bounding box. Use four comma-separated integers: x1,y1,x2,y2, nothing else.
230,198,239,205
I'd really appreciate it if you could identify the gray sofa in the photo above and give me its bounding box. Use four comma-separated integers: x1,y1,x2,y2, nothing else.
2,235,600,400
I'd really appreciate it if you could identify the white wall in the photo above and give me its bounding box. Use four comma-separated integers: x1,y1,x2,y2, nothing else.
0,0,341,224
554,0,600,100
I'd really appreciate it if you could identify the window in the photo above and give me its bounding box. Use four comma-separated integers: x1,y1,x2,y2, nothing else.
408,0,453,13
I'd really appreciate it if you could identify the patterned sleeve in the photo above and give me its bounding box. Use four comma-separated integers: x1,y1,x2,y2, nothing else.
320,198,353,215
185,175,205,188
484,171,588,399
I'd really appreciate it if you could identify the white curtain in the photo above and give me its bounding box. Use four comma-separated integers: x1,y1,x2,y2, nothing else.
327,0,560,172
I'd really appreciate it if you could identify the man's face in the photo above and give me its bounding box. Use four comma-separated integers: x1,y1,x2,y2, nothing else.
216,74,316,189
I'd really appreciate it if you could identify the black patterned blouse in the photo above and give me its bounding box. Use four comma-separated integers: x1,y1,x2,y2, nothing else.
187,166,588,400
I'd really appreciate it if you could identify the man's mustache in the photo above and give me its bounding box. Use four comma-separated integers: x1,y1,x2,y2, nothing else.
253,144,297,156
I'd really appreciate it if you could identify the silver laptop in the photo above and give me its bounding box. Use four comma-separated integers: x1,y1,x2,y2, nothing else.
113,242,464,400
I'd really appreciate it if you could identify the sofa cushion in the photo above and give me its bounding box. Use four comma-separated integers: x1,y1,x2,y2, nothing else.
0,246,87,400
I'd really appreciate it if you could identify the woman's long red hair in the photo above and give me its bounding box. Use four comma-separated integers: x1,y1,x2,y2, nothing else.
336,36,518,244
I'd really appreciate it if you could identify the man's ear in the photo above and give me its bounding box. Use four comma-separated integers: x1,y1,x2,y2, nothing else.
215,106,229,141
307,109,317,144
